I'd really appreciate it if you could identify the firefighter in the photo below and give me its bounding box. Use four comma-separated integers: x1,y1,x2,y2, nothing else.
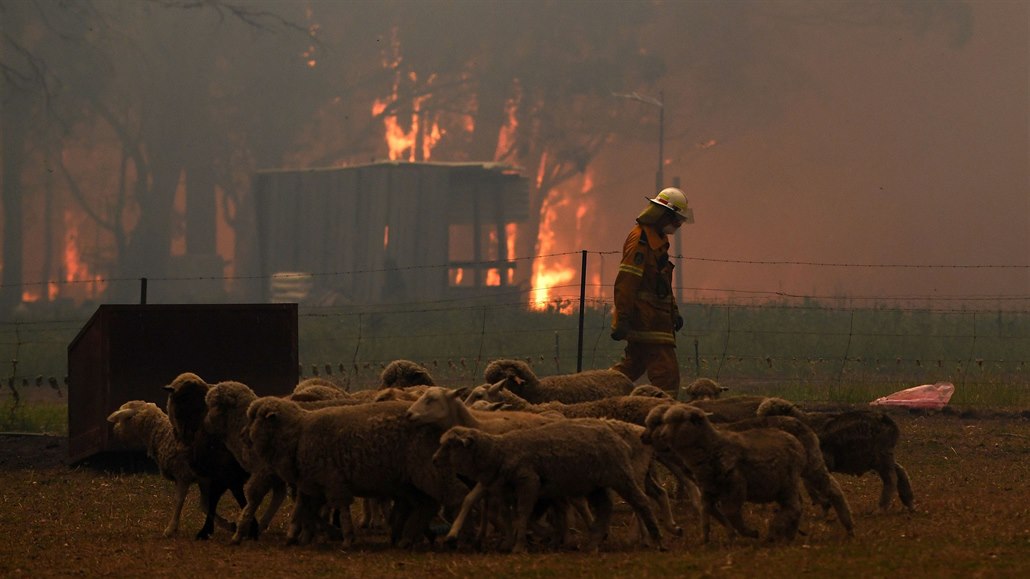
610,187,694,392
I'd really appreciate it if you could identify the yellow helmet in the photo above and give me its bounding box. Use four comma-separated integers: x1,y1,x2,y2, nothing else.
648,187,694,223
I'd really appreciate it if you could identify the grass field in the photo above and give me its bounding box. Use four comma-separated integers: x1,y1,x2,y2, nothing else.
1,408,1028,578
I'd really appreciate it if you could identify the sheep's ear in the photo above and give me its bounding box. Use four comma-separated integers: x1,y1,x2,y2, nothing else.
107,408,135,423
719,386,730,392
447,388,463,400
162,384,175,393
488,380,505,394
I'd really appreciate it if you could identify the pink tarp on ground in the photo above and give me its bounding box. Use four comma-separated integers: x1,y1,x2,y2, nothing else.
870,382,955,410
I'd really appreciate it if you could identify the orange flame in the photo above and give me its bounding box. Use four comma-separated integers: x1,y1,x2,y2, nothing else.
372,29,444,161
59,209,107,302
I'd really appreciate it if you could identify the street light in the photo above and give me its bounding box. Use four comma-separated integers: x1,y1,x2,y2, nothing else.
612,90,682,301
611,90,665,193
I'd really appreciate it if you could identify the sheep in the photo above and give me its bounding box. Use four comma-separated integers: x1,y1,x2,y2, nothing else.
163,372,250,540
687,395,769,423
289,377,351,402
405,386,566,546
243,397,468,548
629,384,674,399
374,385,432,402
106,401,233,538
203,380,289,544
432,421,666,553
483,359,633,403
472,381,701,509
757,397,915,511
642,404,806,543
680,378,729,401
379,359,436,389
717,415,855,536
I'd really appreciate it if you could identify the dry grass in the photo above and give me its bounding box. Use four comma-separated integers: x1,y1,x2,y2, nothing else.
1,410,1029,578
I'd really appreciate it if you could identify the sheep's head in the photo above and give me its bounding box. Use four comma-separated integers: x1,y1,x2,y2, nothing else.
433,427,478,472
107,400,162,444
641,403,674,448
755,397,803,419
204,381,255,436
244,397,296,456
407,387,462,425
662,405,714,445
163,373,210,444
463,384,491,406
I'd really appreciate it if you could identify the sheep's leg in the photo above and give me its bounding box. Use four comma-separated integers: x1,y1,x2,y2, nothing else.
644,467,682,537
824,474,855,536
506,474,541,554
876,462,899,511
716,486,759,540
194,480,223,540
617,480,666,551
396,497,438,549
583,489,613,552
699,492,732,543
164,478,192,538
444,481,487,543
895,462,915,510
258,478,287,532
232,472,277,544
768,487,803,542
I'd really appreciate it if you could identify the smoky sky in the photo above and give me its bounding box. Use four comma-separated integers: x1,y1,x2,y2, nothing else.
580,0,1028,305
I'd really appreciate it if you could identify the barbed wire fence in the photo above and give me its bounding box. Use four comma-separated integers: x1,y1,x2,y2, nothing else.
1,250,1028,419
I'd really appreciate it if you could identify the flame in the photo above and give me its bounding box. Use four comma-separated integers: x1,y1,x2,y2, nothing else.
60,209,107,301
372,29,444,161
529,169,598,313
494,86,521,161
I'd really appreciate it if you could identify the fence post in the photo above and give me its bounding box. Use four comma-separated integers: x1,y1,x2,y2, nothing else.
577,250,587,372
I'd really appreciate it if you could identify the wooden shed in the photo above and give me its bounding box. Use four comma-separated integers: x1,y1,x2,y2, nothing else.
252,161,530,304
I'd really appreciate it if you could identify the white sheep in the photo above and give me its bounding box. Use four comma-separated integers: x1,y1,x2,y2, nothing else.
469,381,702,510
757,397,915,511
204,380,289,544
432,420,666,553
106,401,233,538
244,396,468,548
483,359,633,403
643,404,806,543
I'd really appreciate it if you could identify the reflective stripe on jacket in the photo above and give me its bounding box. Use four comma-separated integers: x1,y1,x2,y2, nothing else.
612,224,678,345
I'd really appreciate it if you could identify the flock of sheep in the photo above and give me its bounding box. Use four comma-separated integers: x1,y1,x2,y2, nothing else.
105,359,915,552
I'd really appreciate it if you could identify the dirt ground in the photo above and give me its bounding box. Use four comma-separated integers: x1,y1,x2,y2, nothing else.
1,408,1029,578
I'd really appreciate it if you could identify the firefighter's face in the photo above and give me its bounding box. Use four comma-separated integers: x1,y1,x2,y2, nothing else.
661,213,686,235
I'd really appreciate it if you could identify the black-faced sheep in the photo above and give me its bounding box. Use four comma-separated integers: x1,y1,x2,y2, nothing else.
163,372,250,540
244,397,467,548
432,421,666,553
483,359,633,403
204,380,289,544
757,397,915,511
681,378,729,401
106,401,232,538
642,404,806,543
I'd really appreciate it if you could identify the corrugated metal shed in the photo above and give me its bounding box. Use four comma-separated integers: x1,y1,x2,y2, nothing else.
253,161,530,304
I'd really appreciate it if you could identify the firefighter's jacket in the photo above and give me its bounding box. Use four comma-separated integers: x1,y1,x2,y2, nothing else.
613,224,679,345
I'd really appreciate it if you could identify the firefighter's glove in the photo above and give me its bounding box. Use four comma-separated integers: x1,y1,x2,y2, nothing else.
674,315,684,332
611,316,631,341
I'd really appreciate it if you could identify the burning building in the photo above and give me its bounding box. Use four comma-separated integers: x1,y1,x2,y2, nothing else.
252,160,530,305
